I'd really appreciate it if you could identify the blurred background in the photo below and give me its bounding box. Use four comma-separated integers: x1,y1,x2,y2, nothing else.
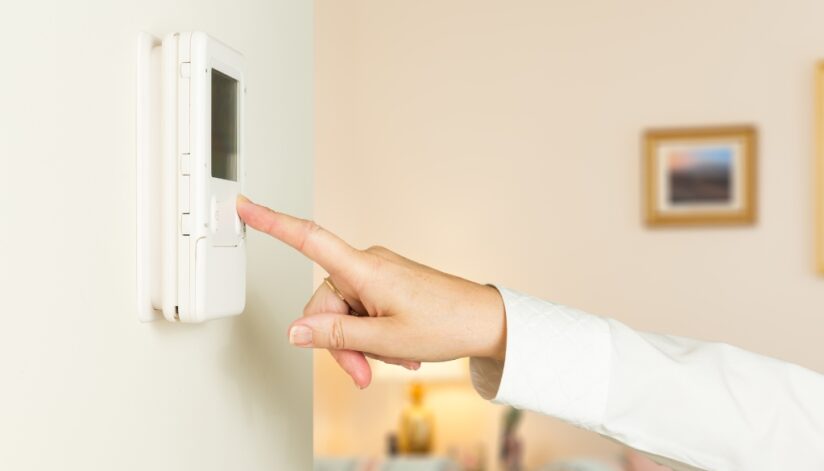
313,1,824,470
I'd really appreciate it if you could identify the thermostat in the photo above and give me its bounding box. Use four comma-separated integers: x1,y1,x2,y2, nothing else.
136,31,246,323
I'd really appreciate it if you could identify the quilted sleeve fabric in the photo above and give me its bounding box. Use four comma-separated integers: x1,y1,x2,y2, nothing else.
470,286,612,429
470,286,824,471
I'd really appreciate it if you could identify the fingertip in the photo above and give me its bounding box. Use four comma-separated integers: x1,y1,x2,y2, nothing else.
288,324,313,347
353,373,371,389
237,198,278,234
236,194,255,221
350,360,372,389
330,350,373,389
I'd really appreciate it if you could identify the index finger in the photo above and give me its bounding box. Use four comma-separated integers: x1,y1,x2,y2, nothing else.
237,195,363,277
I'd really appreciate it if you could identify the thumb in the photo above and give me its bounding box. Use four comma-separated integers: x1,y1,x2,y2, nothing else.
287,313,390,353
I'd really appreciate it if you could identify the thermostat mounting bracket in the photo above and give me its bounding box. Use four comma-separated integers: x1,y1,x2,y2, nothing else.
136,31,246,323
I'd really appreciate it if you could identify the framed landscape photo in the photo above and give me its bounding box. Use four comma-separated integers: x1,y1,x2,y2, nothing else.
643,126,757,226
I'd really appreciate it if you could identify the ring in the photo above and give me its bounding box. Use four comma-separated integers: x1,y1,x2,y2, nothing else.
324,277,366,317
324,277,346,302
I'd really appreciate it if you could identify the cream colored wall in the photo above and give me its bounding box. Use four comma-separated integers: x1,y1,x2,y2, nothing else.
314,0,824,469
0,1,313,470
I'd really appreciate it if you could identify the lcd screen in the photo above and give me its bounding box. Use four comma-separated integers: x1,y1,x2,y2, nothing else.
211,69,238,181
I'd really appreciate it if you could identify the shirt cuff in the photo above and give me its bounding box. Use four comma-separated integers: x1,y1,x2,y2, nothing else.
469,286,612,430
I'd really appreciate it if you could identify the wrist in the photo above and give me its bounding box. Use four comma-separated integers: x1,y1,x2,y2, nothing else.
477,284,507,361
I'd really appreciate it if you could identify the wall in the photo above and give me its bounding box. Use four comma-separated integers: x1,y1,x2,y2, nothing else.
314,0,824,469
0,1,314,469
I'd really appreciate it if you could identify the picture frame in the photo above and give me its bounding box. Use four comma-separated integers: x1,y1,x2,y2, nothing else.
815,62,824,274
643,125,757,227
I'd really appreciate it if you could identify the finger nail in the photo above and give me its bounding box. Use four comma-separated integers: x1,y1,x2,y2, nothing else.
289,325,313,347
236,194,251,206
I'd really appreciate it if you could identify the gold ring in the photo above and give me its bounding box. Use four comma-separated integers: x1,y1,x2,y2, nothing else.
323,277,365,317
324,277,346,302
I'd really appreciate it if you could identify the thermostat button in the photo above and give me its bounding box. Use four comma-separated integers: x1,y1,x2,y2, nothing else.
210,196,219,233
234,211,242,235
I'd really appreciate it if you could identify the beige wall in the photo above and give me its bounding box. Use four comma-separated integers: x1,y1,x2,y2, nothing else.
314,0,824,468
0,1,314,469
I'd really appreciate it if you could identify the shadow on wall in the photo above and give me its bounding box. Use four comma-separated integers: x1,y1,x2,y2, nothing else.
138,292,308,424
222,291,309,421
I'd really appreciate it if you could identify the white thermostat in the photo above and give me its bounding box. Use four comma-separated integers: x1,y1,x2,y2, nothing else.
136,31,246,323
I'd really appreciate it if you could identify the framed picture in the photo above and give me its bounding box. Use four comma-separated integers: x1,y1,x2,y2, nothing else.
815,62,824,273
643,125,757,226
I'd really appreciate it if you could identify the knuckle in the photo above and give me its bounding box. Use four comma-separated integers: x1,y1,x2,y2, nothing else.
366,245,395,259
370,253,385,272
263,209,279,235
299,220,322,252
357,253,383,287
330,318,346,349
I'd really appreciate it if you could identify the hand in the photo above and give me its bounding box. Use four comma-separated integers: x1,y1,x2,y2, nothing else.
237,195,506,388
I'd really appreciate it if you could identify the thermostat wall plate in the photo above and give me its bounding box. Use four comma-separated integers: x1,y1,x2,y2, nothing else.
136,31,246,323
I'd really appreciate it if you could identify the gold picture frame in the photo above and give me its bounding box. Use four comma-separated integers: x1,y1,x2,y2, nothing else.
644,125,757,227
815,62,824,274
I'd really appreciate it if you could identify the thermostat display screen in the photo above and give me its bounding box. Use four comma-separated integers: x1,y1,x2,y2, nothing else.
211,69,238,181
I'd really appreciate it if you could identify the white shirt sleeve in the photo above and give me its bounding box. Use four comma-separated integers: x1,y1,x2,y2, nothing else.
470,287,824,471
